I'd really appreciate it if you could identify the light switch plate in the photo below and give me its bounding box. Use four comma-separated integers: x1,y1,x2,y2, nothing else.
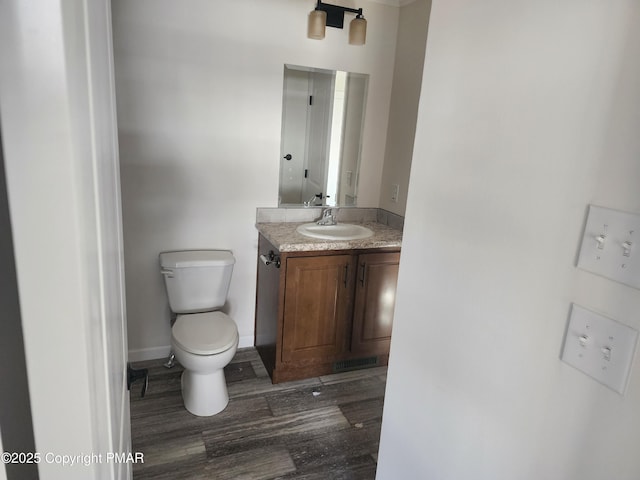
391,184,399,203
577,205,640,289
561,304,638,394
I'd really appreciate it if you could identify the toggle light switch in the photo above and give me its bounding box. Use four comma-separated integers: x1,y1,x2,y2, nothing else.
561,304,638,394
577,205,640,289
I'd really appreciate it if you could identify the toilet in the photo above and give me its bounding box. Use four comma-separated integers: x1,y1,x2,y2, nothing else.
159,250,239,416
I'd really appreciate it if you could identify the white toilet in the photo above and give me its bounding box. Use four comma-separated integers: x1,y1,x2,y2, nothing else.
159,250,239,416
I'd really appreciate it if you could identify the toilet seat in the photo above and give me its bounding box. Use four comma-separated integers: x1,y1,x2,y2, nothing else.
172,312,238,355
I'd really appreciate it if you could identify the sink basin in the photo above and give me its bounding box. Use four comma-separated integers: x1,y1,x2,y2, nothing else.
296,223,374,241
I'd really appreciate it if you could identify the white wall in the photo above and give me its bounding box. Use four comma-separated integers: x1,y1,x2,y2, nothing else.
378,0,430,214
113,0,401,359
378,1,640,479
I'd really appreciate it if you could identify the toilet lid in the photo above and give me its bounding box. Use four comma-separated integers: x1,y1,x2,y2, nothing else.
172,312,238,355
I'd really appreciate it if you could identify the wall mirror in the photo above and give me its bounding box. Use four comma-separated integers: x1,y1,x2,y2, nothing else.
279,64,368,207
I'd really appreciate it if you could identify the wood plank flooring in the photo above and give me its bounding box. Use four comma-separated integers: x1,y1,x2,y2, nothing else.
129,348,386,479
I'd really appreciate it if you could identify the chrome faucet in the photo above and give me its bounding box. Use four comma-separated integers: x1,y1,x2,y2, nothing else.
304,194,318,207
317,208,337,226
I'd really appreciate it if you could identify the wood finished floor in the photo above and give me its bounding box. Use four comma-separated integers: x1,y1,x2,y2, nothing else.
129,348,386,479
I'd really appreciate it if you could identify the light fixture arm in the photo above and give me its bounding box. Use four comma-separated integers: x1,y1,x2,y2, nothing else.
314,1,364,29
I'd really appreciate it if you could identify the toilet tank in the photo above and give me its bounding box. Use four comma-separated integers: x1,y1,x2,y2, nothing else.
160,250,235,314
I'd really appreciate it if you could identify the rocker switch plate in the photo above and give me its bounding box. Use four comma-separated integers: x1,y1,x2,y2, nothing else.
561,304,637,394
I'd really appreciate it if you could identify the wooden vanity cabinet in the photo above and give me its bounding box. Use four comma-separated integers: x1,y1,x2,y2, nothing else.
255,234,400,383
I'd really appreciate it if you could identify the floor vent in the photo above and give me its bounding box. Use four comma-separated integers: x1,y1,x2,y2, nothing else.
333,356,379,373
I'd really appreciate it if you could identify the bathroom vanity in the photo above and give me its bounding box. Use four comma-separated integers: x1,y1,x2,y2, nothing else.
254,220,402,383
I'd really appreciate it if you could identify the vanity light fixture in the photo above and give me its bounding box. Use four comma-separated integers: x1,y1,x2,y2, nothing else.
308,1,367,46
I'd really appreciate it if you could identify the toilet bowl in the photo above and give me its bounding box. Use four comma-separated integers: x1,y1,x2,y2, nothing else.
160,250,238,417
171,312,238,416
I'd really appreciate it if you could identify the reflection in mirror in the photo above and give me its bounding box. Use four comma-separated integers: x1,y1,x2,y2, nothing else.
279,65,368,207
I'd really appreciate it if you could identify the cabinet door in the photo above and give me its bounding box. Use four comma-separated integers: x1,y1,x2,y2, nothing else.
282,255,353,364
351,252,400,355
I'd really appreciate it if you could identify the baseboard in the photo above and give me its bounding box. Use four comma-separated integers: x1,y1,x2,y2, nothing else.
128,345,171,363
128,335,255,363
